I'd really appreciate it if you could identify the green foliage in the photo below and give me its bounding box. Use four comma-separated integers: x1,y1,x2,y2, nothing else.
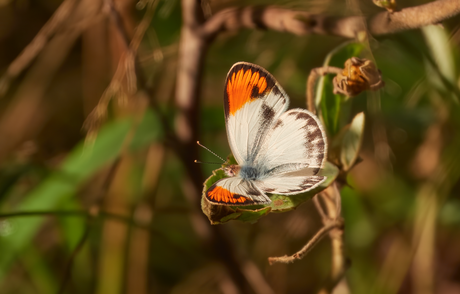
0,110,162,278
340,112,365,171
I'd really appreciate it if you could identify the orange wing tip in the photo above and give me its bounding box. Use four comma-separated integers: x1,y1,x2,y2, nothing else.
225,66,270,116
206,185,254,205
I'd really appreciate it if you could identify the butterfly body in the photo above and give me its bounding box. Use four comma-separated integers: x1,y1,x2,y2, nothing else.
205,62,328,206
239,165,262,180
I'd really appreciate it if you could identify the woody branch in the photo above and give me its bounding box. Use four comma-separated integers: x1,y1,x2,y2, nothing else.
201,0,460,39
175,0,260,293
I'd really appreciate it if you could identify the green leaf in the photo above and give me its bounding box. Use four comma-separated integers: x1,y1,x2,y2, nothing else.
201,157,339,224
341,112,365,171
320,76,342,136
0,109,162,279
57,200,86,251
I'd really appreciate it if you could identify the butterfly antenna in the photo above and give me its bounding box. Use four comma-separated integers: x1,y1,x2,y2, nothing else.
194,160,223,165
196,141,225,162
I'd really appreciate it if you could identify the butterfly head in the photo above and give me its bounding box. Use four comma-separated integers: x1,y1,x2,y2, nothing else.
224,164,240,177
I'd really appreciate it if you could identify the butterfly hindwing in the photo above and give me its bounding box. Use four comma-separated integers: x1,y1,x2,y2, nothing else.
224,62,289,165
257,169,326,195
255,108,327,177
206,177,271,206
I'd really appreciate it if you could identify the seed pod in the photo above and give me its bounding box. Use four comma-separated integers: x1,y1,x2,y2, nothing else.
333,57,384,97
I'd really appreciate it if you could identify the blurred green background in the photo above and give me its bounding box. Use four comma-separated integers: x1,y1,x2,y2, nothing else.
0,0,460,293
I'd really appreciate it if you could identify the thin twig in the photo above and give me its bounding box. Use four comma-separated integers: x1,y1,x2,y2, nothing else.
306,66,342,114
313,195,328,221
268,220,343,265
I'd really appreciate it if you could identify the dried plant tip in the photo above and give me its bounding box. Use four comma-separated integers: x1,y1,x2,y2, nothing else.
373,0,397,13
332,57,384,97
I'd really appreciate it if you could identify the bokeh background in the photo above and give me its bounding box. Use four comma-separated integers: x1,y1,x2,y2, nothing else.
0,0,460,293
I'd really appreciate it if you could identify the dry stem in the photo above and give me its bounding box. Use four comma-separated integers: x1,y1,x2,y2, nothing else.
306,66,342,114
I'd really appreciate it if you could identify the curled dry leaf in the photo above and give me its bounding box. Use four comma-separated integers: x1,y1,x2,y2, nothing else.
333,57,384,97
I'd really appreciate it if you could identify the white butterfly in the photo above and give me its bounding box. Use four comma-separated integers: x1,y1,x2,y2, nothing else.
205,62,327,205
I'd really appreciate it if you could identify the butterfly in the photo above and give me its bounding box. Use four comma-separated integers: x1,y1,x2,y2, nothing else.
205,62,327,206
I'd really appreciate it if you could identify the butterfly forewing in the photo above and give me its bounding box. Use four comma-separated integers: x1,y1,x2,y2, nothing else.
224,62,289,165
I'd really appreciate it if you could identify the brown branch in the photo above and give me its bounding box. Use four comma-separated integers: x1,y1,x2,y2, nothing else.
174,1,260,293
313,194,328,221
201,7,359,39
174,0,207,203
201,0,460,40
268,220,343,265
369,0,460,35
